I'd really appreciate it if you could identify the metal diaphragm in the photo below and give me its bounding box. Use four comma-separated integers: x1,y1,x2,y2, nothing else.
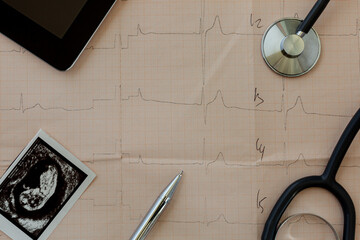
275,213,340,240
261,18,321,77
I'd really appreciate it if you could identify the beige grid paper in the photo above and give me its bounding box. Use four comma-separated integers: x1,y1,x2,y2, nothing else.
0,0,360,239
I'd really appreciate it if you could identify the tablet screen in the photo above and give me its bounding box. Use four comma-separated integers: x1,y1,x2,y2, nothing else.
2,0,88,39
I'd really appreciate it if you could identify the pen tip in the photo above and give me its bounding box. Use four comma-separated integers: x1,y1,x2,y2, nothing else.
179,170,183,177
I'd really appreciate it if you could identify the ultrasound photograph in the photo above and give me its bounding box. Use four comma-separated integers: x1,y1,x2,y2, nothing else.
0,136,88,240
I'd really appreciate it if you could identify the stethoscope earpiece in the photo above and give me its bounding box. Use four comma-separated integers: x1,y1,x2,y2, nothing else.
261,18,321,77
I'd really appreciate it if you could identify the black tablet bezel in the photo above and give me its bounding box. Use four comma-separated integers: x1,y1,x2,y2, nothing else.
0,0,116,71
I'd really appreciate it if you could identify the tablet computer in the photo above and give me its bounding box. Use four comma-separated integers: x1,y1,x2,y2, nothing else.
0,0,117,71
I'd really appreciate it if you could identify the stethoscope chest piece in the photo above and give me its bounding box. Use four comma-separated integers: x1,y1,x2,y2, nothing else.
261,18,321,77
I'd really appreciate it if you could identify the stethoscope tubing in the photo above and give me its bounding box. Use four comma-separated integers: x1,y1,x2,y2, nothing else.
324,107,360,180
296,0,330,34
262,107,360,240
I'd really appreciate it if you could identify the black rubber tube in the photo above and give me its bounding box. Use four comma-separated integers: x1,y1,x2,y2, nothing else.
296,0,330,34
261,107,360,240
261,177,356,240
323,108,360,180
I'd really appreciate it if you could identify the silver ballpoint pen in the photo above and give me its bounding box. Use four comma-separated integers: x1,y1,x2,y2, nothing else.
129,171,183,240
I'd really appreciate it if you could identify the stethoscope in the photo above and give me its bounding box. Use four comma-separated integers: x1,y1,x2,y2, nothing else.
261,0,329,77
261,1,360,239
262,107,360,239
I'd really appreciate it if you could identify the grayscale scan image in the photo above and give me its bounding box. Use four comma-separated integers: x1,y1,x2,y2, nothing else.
0,138,87,239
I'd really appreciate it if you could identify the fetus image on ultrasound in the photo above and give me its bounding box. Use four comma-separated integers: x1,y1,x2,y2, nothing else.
17,162,58,212
0,139,87,239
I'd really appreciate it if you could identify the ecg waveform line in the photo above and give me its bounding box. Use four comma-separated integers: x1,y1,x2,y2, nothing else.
85,34,120,51
160,213,263,226
0,47,24,54
117,12,359,51
1,12,358,55
121,87,352,128
0,85,120,113
0,82,351,132
121,141,360,171
78,139,123,164
122,151,330,169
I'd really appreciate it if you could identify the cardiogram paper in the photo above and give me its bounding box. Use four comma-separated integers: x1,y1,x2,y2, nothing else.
0,0,359,239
